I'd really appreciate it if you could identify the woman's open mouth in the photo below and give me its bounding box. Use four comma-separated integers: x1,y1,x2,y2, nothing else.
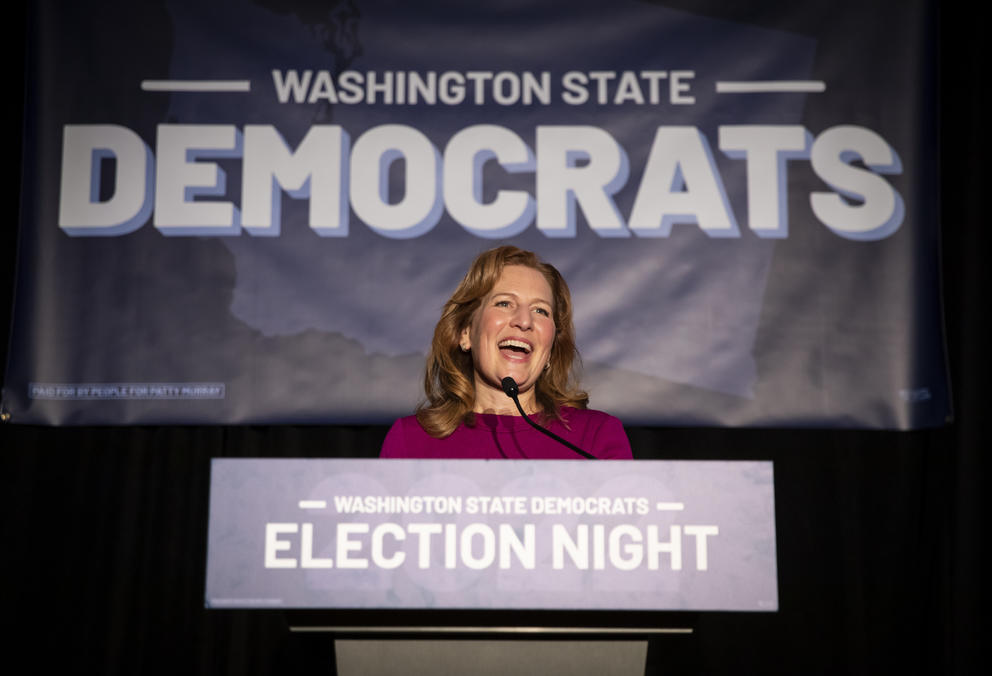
498,338,532,360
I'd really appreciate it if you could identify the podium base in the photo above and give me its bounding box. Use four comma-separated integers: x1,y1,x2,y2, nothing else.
334,639,648,676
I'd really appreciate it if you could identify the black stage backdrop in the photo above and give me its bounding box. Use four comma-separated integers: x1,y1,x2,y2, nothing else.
1,3,986,675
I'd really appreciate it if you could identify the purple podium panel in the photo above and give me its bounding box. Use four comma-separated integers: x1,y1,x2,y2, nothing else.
205,459,777,611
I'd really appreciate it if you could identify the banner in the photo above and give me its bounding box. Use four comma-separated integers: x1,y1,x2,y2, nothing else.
205,459,778,611
3,0,948,426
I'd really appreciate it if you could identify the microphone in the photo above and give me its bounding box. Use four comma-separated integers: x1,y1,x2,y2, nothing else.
500,377,596,460
500,377,519,398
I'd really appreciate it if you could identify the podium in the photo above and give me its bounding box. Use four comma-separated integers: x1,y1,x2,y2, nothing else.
206,459,775,674
332,638,651,676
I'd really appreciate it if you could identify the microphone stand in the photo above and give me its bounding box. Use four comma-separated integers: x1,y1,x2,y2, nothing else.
500,377,597,460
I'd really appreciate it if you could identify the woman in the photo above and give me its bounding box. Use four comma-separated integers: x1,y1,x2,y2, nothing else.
380,246,632,459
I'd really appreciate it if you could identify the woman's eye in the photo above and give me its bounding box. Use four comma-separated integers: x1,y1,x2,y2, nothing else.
496,300,511,308
534,307,550,317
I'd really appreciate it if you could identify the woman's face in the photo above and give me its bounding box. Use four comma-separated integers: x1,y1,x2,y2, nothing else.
461,265,556,411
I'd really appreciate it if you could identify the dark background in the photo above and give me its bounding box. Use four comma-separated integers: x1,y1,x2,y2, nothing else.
1,2,985,674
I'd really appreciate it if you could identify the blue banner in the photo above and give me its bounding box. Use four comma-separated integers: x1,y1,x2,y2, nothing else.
2,0,947,427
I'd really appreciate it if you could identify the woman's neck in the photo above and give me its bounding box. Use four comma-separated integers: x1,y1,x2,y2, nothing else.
473,379,538,416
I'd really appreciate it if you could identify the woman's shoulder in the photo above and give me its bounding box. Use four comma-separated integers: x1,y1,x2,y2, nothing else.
560,406,622,426
389,414,424,431
559,406,632,460
380,415,431,457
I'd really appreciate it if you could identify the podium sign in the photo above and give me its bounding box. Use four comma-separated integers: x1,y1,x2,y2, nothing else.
205,459,777,611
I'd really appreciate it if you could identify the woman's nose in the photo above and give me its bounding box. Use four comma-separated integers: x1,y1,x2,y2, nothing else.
510,305,532,329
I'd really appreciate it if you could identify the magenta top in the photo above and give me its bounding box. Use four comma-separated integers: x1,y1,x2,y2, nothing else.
380,407,633,460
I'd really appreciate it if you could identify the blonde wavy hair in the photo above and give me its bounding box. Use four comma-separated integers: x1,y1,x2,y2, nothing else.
416,246,589,438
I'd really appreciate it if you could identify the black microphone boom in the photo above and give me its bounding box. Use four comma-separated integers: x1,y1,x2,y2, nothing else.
500,377,596,460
